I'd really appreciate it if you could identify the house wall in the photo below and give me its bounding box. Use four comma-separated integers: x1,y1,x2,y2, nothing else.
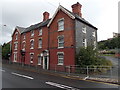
75,19,97,54
49,9,75,68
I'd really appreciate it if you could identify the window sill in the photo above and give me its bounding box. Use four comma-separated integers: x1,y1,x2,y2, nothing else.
30,48,34,50
57,63,64,66
13,61,17,62
58,47,64,49
38,64,41,65
38,47,42,49
58,29,64,32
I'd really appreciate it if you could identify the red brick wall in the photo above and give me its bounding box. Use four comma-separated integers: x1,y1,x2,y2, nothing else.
49,9,75,69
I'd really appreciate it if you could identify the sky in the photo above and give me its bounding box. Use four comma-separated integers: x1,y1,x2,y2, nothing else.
0,0,119,45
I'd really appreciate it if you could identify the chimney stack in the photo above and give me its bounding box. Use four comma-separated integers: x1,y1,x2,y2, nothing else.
71,2,82,17
43,12,49,21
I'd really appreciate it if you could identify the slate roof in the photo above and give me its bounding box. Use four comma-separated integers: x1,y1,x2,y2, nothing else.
15,26,26,33
60,5,97,29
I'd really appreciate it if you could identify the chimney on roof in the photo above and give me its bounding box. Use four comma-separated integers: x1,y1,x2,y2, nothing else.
43,12,49,21
71,2,82,17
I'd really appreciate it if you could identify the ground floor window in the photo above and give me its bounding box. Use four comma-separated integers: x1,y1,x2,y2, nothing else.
13,53,17,62
57,52,64,65
30,53,34,64
38,56,42,65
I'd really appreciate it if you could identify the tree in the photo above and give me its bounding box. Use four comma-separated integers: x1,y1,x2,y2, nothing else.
2,43,10,60
76,46,112,67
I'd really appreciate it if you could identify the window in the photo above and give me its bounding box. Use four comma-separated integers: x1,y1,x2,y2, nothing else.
38,56,41,65
93,41,96,50
14,43,18,50
82,27,86,33
22,42,25,50
23,34,26,39
58,18,64,31
38,39,42,48
30,53,34,64
92,31,95,37
57,52,64,65
83,39,87,48
31,30,34,37
15,33,18,40
58,36,64,48
39,29,42,36
13,53,17,62
30,40,34,49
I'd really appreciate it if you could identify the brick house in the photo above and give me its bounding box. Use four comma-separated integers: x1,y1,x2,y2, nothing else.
11,2,97,70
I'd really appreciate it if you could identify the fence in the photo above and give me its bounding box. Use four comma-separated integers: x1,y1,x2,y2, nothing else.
2,60,118,79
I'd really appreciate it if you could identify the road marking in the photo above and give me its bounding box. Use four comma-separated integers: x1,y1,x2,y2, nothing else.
46,81,80,90
0,69,5,72
11,72,34,80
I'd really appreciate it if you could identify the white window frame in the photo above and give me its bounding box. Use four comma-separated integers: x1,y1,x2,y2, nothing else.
58,18,64,31
58,35,64,48
14,42,18,50
30,39,34,49
92,31,96,37
57,52,64,65
13,52,17,62
93,40,97,50
31,30,34,37
23,34,26,39
83,38,87,48
82,27,86,33
39,29,42,36
38,56,42,65
15,32,18,40
30,53,34,64
38,38,42,48
22,41,26,50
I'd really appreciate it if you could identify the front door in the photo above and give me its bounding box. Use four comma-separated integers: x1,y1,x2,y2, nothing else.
44,56,47,69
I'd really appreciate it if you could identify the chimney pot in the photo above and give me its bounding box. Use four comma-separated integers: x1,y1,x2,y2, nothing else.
43,12,49,21
71,2,82,17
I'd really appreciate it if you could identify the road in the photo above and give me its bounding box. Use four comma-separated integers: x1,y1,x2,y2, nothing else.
1,65,119,90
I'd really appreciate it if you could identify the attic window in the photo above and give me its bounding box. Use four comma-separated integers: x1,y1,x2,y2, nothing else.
39,29,42,36
31,30,34,37
82,27,86,33
15,32,18,40
58,18,64,31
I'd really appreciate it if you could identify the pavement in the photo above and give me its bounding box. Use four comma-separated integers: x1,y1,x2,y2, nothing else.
3,60,119,88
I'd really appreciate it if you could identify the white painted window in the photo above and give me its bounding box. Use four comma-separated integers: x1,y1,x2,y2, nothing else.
58,36,64,48
13,52,17,62
14,43,18,50
31,30,34,37
57,52,64,65
83,39,87,48
38,56,41,65
93,41,97,50
82,27,86,33
30,40,34,49
23,34,26,39
39,29,42,36
38,39,42,48
30,53,34,64
92,31,96,37
58,18,64,31
15,33,18,40
22,42,25,50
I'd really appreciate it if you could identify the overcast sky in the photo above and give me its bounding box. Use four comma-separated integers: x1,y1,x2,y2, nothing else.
0,0,119,45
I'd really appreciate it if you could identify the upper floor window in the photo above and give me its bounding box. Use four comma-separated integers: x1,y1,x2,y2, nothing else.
58,18,64,31
93,41,97,50
57,52,64,65
83,38,87,48
58,35,64,48
82,27,86,33
92,31,96,37
23,34,26,39
39,29,42,36
30,39,34,49
14,43,18,50
31,30,34,37
15,32,18,40
22,42,25,50
38,38,42,48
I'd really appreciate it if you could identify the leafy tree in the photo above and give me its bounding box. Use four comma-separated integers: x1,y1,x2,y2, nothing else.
2,43,10,60
76,46,112,67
